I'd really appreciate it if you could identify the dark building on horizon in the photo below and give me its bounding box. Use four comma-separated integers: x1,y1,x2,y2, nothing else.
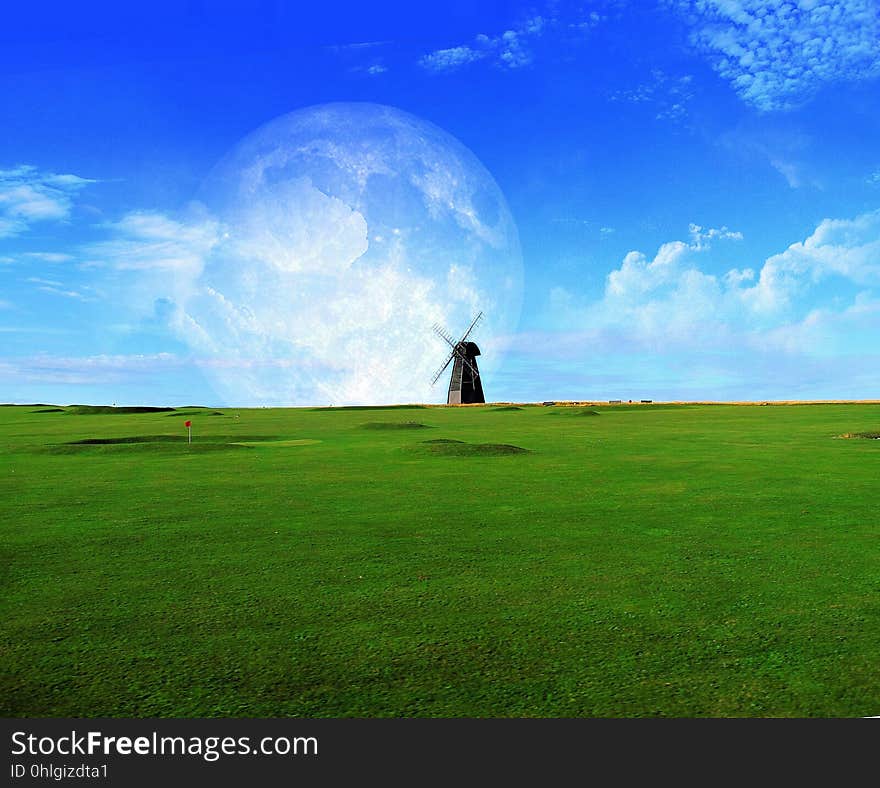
446,340,485,404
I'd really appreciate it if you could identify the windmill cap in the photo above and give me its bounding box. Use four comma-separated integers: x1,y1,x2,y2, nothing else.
461,341,481,355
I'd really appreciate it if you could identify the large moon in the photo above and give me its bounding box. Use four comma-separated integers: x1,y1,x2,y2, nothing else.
181,102,523,406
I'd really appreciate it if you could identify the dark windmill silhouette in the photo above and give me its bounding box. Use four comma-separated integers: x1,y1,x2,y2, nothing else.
431,312,486,404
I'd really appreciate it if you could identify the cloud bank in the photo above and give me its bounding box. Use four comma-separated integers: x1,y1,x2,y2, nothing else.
507,209,880,400
0,165,95,238
673,0,880,111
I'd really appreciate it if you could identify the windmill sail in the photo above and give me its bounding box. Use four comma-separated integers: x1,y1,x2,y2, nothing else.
431,347,456,385
459,311,483,343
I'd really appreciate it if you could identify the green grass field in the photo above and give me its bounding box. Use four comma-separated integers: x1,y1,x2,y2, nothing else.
2,402,878,717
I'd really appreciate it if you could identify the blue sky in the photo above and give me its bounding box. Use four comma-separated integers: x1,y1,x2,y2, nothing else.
2,0,879,405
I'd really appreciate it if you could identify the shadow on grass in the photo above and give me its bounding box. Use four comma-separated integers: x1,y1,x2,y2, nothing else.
412,438,531,456
67,434,275,445
164,411,225,417
360,422,432,430
66,405,176,415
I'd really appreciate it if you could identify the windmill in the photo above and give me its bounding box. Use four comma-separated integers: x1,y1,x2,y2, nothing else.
431,312,486,404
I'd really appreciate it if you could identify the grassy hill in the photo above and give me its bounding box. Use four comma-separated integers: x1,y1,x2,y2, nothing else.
1,402,878,717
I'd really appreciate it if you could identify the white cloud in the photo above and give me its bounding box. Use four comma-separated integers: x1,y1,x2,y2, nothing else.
0,165,95,238
25,276,89,300
0,251,75,265
599,237,732,347
769,158,802,188
724,267,755,287
349,62,389,76
0,351,381,393
743,210,880,313
20,251,75,263
86,210,222,273
420,45,485,72
26,277,63,287
0,352,181,386
37,287,88,300
609,69,696,123
756,292,880,355
673,0,880,111
419,9,602,73
491,27,535,69
550,218,619,240
170,234,480,405
228,177,368,274
598,212,880,330
688,223,743,247
328,40,390,76
329,40,391,53
76,209,224,325
77,206,512,407
516,211,880,399
718,126,816,189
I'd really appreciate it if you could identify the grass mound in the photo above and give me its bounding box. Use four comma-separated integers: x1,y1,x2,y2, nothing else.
231,438,320,447
43,442,249,456
68,435,186,445
839,431,880,439
47,434,283,456
165,410,224,417
32,408,65,413
65,434,275,446
313,404,426,411
547,408,600,417
493,406,523,411
360,421,431,430
416,439,530,456
66,405,175,415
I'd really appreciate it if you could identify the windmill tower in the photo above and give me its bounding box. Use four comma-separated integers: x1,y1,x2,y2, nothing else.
431,312,486,404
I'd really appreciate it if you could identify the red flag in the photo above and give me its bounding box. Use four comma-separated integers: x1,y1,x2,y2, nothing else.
184,420,192,428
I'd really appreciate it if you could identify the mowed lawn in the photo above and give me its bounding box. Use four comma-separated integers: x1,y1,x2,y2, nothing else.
1,402,878,717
